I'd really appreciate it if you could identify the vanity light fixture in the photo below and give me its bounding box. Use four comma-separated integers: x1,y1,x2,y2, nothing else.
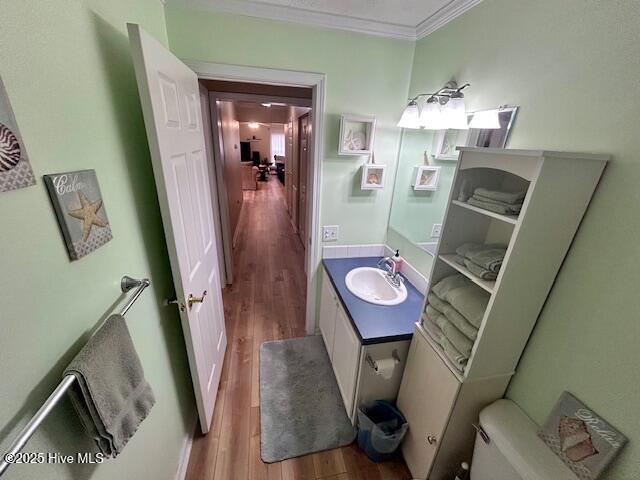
261,103,272,107
468,109,501,129
398,81,470,130
248,122,260,129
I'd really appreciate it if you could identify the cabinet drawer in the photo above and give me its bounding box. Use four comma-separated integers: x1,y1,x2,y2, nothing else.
397,330,461,479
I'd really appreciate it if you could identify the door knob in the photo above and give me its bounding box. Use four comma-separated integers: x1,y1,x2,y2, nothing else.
426,435,437,445
188,290,207,309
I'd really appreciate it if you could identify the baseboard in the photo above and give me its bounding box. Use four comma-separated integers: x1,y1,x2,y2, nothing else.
175,415,198,480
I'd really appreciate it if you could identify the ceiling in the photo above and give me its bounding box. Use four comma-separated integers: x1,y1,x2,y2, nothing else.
167,0,482,40
234,102,290,123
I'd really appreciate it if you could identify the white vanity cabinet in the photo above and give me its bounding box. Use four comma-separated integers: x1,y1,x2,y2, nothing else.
319,269,410,423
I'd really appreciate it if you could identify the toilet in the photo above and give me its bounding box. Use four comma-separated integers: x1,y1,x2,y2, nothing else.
470,399,576,480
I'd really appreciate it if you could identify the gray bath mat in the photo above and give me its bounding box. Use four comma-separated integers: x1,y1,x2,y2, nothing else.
260,335,357,462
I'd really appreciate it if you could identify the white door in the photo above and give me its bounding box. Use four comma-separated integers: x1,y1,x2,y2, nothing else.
128,24,226,433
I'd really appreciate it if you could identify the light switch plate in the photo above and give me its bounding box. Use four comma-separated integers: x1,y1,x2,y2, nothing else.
322,225,339,242
431,223,442,238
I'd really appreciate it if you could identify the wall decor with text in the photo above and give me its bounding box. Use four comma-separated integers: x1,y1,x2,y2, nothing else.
0,76,36,193
44,170,112,260
538,391,627,479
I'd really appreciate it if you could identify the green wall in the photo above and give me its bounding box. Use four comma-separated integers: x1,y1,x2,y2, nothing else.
408,1,640,478
0,2,195,479
164,5,415,245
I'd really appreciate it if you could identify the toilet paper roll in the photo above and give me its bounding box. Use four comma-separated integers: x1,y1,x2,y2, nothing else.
374,357,397,380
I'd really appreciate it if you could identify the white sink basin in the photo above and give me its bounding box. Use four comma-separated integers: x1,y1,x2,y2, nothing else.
345,267,408,306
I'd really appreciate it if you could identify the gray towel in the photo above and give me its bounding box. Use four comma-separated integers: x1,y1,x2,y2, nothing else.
427,293,478,340
474,187,526,205
441,336,468,372
422,312,468,373
64,314,155,457
426,306,473,357
431,274,470,300
422,316,443,344
463,259,497,281
468,196,522,215
432,274,489,328
455,243,506,273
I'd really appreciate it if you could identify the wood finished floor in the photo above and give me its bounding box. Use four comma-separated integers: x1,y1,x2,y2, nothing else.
185,179,412,480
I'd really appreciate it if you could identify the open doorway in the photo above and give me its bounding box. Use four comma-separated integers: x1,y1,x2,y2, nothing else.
199,81,313,293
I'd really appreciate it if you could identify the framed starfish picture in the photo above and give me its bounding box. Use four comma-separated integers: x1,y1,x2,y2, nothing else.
44,169,112,260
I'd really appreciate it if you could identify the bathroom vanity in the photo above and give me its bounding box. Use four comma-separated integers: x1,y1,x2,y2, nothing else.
319,257,425,424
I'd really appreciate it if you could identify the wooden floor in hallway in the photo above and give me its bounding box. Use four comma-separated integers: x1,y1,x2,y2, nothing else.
185,178,412,480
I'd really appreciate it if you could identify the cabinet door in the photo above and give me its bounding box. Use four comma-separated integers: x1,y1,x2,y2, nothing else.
397,331,461,479
332,305,361,418
319,272,338,359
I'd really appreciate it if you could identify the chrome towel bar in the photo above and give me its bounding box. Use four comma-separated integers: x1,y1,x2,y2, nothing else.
0,276,150,477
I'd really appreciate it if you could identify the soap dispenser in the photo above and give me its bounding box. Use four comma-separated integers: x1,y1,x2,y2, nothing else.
392,249,403,274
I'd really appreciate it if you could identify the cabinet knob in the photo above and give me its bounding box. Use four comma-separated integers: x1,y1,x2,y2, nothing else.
426,435,437,445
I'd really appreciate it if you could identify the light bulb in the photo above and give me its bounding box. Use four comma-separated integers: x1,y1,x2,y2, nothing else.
442,96,468,130
419,100,444,130
397,102,421,129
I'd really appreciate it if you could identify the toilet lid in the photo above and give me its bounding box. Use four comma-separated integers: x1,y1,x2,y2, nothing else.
479,400,576,480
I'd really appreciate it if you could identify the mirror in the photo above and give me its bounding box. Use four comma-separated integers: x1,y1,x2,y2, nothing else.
386,107,518,277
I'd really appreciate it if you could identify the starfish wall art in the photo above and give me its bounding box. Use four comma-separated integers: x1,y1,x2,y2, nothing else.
44,169,112,260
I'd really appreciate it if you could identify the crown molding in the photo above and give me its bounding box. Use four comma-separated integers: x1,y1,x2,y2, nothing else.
416,0,483,39
171,0,416,40
167,0,482,41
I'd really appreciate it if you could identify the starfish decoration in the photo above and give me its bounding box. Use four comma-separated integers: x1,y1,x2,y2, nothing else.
68,191,108,241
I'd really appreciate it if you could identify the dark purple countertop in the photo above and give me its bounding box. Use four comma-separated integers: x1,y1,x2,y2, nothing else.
322,257,425,345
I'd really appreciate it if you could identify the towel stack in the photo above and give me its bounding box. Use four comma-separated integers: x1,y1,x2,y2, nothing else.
467,187,526,215
453,243,507,281
422,274,490,373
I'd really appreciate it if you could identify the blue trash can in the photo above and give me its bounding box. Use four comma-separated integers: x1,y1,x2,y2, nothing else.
357,401,408,462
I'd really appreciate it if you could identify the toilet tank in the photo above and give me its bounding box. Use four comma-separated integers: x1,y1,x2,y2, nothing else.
471,400,575,480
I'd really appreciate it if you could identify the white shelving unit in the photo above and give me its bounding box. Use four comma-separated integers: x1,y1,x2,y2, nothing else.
397,147,609,480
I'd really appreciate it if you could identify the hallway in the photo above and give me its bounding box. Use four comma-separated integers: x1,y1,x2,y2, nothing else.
185,179,411,479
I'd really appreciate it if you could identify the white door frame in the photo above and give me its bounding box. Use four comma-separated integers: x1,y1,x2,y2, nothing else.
187,61,325,335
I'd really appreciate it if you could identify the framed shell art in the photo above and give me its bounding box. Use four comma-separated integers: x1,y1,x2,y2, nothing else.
339,114,375,156
361,163,386,190
0,76,36,193
44,170,113,260
538,391,627,480
411,165,441,191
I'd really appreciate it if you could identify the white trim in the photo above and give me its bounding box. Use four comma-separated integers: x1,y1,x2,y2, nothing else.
416,0,483,39
175,415,198,480
189,61,325,336
211,91,312,108
168,0,416,40
167,0,482,41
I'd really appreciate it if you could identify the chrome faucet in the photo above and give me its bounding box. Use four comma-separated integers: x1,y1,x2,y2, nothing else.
377,257,404,288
